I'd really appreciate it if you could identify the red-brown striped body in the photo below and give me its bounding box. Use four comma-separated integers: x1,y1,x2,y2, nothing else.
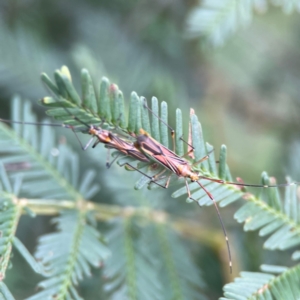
135,129,199,181
89,127,150,163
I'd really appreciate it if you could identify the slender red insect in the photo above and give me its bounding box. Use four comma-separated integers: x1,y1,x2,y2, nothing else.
47,106,171,188
132,100,300,272
72,122,150,167
0,104,164,188
134,128,233,271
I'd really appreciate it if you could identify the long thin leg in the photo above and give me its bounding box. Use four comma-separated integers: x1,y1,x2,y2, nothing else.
164,174,172,189
68,126,92,150
181,148,195,158
71,127,95,151
142,100,200,157
191,149,215,167
142,98,176,151
119,162,168,189
186,179,232,273
148,168,173,189
106,151,121,169
192,154,209,167
142,99,174,136
179,135,194,151
106,148,111,168
185,178,192,198
92,140,101,148
152,168,167,181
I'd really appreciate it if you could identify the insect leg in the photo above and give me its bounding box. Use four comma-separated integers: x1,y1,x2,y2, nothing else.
71,127,96,151
142,98,176,152
106,148,111,168
142,98,196,155
106,151,121,169
148,168,172,189
191,148,215,167
152,168,167,181
118,162,168,189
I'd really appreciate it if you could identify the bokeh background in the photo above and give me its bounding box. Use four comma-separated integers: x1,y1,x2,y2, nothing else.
0,1,300,299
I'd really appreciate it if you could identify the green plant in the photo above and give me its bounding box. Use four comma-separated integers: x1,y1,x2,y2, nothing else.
186,0,300,46
0,66,299,299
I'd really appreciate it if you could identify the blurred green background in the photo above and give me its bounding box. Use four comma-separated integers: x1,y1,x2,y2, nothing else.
1,1,300,299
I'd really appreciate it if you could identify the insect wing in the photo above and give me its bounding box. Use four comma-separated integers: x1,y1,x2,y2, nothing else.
137,133,188,176
136,134,163,156
108,133,150,163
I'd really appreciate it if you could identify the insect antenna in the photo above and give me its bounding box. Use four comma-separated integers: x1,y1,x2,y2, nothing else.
118,161,171,189
0,98,93,131
142,98,195,154
0,100,97,151
198,175,299,189
50,102,92,129
0,117,73,129
0,111,93,150
142,98,174,137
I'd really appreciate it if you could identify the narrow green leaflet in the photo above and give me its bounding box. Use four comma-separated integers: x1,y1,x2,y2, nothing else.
41,67,115,128
0,165,50,283
104,218,154,300
155,224,207,300
234,175,300,257
1,97,81,201
0,173,23,281
0,282,15,300
103,217,207,300
221,264,300,299
0,97,110,299
28,211,110,300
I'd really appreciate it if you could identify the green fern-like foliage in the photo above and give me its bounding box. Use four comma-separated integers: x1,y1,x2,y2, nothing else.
233,175,300,258
38,66,300,298
0,166,23,281
1,66,300,298
0,98,110,298
0,282,15,300
0,92,208,298
42,66,294,222
221,264,300,299
31,211,109,299
40,66,245,204
104,217,207,300
219,174,300,298
186,0,300,46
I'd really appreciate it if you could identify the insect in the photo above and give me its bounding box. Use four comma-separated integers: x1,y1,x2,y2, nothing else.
132,128,233,271
132,100,300,273
0,102,168,191
38,102,171,185
140,100,299,189
69,118,151,167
